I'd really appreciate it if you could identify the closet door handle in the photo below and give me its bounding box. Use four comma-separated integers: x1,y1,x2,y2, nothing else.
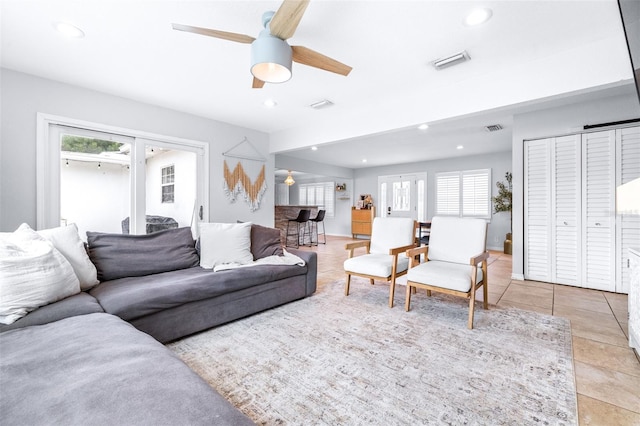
595,222,601,226
563,221,568,225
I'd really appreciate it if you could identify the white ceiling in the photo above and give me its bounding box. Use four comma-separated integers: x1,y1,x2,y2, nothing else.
1,0,636,169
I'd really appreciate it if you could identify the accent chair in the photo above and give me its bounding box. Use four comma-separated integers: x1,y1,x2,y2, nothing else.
344,217,417,308
405,216,489,329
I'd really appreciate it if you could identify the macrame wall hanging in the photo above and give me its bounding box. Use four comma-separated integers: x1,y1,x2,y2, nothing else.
223,138,267,212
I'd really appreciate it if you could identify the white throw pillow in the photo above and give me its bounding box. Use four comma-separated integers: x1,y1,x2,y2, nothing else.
0,224,80,325
199,222,253,269
37,223,99,290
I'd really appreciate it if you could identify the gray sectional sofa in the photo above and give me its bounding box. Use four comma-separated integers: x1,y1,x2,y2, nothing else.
0,225,317,425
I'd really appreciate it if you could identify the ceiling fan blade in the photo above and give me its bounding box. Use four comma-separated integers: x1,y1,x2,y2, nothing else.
172,23,255,44
269,0,310,40
252,77,265,89
292,45,352,76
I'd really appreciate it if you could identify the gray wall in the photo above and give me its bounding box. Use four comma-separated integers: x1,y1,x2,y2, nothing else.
511,91,640,278
353,151,513,250
0,69,274,232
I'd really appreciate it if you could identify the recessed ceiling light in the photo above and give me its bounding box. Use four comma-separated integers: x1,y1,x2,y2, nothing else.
418,123,429,130
53,22,85,38
263,99,277,108
362,159,367,163
464,8,492,26
311,146,318,151
456,145,464,150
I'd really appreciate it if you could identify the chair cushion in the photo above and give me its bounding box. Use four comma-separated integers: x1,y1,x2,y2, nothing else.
344,254,409,278
407,260,483,293
370,217,415,255
427,216,487,264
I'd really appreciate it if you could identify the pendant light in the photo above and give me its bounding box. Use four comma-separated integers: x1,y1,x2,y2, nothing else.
284,170,295,186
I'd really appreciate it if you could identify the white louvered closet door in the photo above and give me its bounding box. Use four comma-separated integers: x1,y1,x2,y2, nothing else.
582,130,616,291
552,135,581,286
525,138,552,281
616,126,640,293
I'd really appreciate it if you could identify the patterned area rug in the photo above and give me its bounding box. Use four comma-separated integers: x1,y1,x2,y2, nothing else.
168,279,577,425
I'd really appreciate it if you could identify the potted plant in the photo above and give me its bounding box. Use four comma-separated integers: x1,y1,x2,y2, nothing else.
492,171,512,254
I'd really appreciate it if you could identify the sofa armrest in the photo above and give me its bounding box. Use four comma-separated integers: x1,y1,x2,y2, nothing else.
287,248,317,296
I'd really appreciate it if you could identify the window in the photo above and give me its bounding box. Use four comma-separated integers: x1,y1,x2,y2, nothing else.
435,169,491,218
298,182,335,217
161,165,175,203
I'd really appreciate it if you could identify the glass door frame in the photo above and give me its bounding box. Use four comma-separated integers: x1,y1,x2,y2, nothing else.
37,113,209,234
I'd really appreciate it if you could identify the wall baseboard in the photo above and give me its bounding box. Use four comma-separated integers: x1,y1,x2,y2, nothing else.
511,273,525,280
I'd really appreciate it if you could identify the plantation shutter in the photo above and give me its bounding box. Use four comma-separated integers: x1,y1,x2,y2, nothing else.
435,173,460,215
462,169,490,217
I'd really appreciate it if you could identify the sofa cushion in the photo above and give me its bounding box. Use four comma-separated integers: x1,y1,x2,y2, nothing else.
344,253,409,278
0,313,254,426
0,224,80,325
199,222,253,269
407,260,484,293
87,227,199,281
38,223,99,290
250,223,284,260
90,264,307,321
0,292,104,333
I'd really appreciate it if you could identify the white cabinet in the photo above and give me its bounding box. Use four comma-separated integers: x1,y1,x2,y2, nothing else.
524,126,640,293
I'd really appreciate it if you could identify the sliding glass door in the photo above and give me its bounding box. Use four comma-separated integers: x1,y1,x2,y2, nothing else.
40,118,207,239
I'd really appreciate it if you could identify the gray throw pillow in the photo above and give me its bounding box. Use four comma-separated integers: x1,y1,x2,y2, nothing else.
87,227,199,282
250,224,284,260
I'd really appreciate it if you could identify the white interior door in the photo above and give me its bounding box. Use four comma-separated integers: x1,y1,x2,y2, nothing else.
616,126,640,293
524,138,552,282
552,134,581,286
582,130,616,292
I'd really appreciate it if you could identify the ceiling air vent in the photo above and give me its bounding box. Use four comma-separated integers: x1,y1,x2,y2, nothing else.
309,99,334,110
432,51,470,70
485,124,503,132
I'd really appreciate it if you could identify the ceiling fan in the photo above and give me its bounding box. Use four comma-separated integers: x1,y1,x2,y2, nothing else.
172,0,352,89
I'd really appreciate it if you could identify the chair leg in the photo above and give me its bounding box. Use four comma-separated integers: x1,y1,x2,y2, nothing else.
370,278,375,285
345,274,351,296
319,221,326,244
426,289,431,297
389,279,395,308
482,282,488,310
405,284,412,311
467,293,476,330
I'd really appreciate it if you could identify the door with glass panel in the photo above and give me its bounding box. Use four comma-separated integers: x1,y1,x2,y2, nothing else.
378,174,426,221
51,125,204,239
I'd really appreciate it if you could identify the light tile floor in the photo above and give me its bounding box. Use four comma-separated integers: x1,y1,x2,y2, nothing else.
294,235,640,425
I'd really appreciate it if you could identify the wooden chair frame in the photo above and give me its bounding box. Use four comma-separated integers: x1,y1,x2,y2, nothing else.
404,245,489,329
344,221,418,308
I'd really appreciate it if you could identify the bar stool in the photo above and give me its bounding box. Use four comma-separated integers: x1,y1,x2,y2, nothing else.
310,209,326,245
286,209,311,248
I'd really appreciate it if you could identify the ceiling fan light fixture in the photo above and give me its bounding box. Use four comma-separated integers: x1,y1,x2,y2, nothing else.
251,33,292,83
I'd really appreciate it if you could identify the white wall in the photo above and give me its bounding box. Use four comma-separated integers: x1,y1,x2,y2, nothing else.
511,92,640,279
61,160,129,237
353,151,512,250
0,69,274,232
146,149,196,228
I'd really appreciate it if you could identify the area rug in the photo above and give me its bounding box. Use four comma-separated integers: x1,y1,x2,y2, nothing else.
168,279,577,425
